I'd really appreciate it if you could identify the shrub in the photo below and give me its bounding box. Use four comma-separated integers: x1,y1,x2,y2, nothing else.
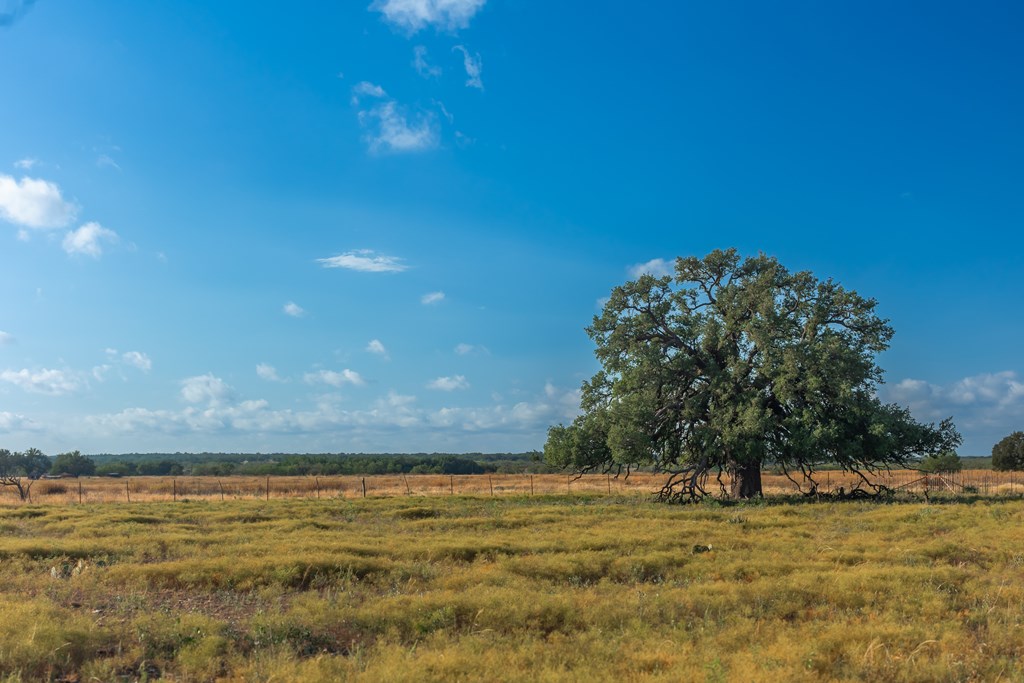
919,452,963,473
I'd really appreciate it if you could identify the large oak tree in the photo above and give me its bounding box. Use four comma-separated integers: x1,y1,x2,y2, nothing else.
545,249,960,501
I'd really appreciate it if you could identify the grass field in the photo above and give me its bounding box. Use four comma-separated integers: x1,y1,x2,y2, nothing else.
2,494,1024,681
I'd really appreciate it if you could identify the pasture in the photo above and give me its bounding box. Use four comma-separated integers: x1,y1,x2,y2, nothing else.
2,493,1023,681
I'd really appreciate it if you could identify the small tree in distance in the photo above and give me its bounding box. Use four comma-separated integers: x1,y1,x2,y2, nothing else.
50,451,96,477
992,432,1024,471
544,249,961,502
918,451,963,473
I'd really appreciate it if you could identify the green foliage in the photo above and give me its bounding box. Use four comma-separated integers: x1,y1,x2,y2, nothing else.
992,432,1024,471
919,452,963,473
546,249,961,500
50,450,96,477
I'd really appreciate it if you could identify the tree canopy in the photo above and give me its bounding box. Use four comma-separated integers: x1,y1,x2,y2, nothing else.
544,249,960,501
992,432,1024,471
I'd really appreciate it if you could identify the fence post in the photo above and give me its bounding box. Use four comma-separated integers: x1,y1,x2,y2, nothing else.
361,477,366,498
316,477,321,500
172,479,176,502
78,478,83,505
126,480,131,503
607,474,611,495
266,476,270,501
449,475,454,495
489,475,494,496
403,475,411,496
567,475,571,494
219,479,225,501
530,475,534,496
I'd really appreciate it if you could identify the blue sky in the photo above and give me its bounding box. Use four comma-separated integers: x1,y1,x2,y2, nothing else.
1,0,1022,455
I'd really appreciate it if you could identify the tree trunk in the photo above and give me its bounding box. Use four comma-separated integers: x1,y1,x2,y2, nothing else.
729,461,763,499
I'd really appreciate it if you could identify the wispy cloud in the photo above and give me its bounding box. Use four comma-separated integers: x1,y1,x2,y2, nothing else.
304,369,366,388
351,81,388,104
283,301,306,318
120,351,152,372
62,222,118,257
0,174,77,229
358,101,438,153
421,291,445,305
0,0,36,28
366,339,389,359
454,342,488,356
96,154,121,171
13,158,38,170
0,368,84,396
372,0,486,33
427,374,469,391
0,331,13,346
452,45,483,89
628,258,673,279
318,250,409,273
413,46,442,78
256,363,283,382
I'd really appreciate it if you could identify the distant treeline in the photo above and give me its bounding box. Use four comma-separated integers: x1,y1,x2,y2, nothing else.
86,451,551,476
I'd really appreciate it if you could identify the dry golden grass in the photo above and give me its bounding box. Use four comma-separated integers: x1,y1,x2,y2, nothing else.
6,469,1024,506
2,495,1024,681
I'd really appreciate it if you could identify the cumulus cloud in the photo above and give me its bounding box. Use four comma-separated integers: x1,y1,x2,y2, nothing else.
366,339,389,358
372,0,486,33
0,368,84,396
0,0,36,28
304,369,366,388
62,222,118,257
318,250,409,273
0,174,77,229
0,410,39,433
413,45,442,78
427,374,469,391
884,370,1024,454
256,363,283,382
628,258,674,279
181,374,233,406
452,45,483,89
283,301,306,317
421,291,445,305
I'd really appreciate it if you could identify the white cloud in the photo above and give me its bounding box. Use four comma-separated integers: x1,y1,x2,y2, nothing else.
181,374,233,406
452,45,483,89
372,0,486,33
366,339,389,358
628,258,674,279
454,342,489,356
421,291,445,305
13,158,38,170
427,374,469,391
358,101,438,154
283,301,306,317
256,363,282,382
121,351,152,372
318,249,409,273
0,411,39,433
0,174,77,229
0,368,85,396
351,81,388,104
62,222,118,257
0,331,13,345
304,369,366,388
884,371,1024,454
413,46,442,78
